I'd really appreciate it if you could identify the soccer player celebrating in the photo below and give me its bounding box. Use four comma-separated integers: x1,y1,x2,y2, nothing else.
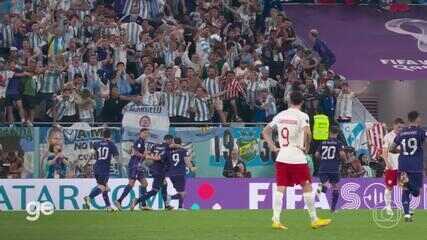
167,137,196,210
315,125,346,213
130,135,174,210
262,91,331,230
115,128,151,210
382,118,404,215
390,111,426,222
83,129,119,211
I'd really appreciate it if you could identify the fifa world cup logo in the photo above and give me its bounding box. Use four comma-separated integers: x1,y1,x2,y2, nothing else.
385,18,427,52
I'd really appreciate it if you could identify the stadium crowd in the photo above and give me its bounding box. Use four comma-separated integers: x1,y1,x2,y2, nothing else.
0,0,361,127
0,0,382,180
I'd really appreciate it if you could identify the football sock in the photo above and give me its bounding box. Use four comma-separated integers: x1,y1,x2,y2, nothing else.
303,192,318,222
102,192,110,207
118,184,132,203
272,191,284,223
321,185,328,193
172,193,181,200
331,189,339,211
384,189,392,209
89,187,102,199
143,190,159,202
402,189,410,215
139,185,147,199
161,184,168,204
172,194,183,208
178,196,183,208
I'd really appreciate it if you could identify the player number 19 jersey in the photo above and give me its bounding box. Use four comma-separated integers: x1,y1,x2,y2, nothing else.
268,108,310,164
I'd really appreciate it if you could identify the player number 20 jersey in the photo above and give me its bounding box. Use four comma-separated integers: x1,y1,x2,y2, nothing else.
268,108,310,164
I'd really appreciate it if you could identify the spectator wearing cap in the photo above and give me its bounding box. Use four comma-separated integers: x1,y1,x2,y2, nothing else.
309,29,336,70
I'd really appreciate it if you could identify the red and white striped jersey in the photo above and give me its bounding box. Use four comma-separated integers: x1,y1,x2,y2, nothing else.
367,123,386,160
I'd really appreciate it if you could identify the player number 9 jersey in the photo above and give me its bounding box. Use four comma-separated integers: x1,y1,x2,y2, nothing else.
268,108,310,164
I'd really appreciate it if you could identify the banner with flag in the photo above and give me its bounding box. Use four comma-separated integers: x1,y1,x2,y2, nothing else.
340,122,370,157
121,103,170,143
39,123,122,178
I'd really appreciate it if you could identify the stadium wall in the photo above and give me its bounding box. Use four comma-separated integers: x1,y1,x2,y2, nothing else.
0,178,426,211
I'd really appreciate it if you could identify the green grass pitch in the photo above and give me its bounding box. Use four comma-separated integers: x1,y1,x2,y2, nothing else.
1,210,427,240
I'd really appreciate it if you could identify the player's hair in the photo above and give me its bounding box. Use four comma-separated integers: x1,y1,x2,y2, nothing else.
330,125,340,135
140,128,149,133
103,128,112,139
393,118,404,125
174,137,182,145
289,91,304,106
407,111,419,123
164,134,174,140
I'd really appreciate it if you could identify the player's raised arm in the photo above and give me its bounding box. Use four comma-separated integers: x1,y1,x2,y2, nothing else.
262,124,279,153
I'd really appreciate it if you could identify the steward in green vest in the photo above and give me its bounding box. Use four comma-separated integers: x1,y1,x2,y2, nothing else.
313,114,330,140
